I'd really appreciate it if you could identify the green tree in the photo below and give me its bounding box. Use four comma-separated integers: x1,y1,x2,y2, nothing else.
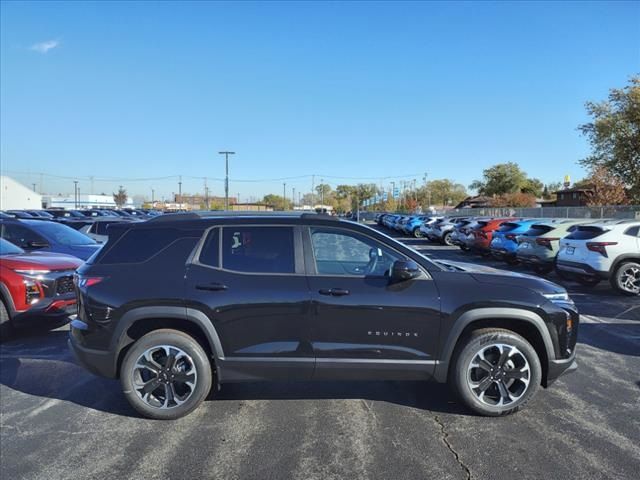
351,183,378,211
470,162,544,197
522,178,544,197
421,179,467,207
578,166,628,206
579,76,640,202
113,186,128,207
262,194,291,211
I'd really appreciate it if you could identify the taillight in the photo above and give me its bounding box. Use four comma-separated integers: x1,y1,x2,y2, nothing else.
586,242,617,257
536,237,560,250
77,276,104,288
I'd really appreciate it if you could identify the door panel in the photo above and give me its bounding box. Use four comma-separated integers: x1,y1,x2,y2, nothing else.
185,226,314,381
305,226,441,379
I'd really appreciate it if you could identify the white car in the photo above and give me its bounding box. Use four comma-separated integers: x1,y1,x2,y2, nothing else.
418,217,443,239
79,219,127,244
556,220,640,295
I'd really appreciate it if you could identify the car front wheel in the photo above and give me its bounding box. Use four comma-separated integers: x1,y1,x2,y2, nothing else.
120,329,213,420
451,328,541,416
611,261,640,296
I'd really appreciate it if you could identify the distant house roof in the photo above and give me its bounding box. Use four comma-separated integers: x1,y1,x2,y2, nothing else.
552,188,593,194
454,195,492,209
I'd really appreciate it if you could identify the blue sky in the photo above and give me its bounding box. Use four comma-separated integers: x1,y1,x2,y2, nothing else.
1,0,639,201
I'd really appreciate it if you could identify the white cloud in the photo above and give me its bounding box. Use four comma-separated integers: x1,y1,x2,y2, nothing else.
30,40,60,54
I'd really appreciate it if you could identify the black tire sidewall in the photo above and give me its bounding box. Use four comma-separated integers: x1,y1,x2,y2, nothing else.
120,329,212,420
0,300,12,342
452,329,541,416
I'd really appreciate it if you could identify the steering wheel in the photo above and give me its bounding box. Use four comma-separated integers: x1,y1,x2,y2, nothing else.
364,247,380,275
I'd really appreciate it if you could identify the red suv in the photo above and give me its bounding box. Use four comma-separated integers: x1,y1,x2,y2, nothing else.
470,218,516,252
0,238,82,339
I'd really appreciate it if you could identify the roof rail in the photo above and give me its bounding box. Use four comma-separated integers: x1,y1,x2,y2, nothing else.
146,210,340,223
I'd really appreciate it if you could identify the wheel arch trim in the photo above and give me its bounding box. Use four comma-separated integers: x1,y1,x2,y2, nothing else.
433,307,554,383
111,306,224,363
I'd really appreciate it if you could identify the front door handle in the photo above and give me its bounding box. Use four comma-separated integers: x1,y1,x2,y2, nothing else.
196,283,228,292
319,288,350,297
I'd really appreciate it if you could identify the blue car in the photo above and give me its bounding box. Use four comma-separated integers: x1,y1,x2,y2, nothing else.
0,219,101,261
402,215,431,237
489,219,545,264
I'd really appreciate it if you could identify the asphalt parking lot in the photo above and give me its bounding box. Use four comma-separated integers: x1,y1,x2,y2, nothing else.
1,234,639,480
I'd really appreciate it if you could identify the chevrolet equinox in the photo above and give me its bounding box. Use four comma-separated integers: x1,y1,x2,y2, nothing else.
69,212,578,419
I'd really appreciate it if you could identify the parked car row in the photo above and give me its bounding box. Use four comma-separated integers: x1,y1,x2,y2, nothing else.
375,213,640,296
0,209,161,340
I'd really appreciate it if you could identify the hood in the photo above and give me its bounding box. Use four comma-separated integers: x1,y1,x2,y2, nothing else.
2,251,82,271
435,260,566,295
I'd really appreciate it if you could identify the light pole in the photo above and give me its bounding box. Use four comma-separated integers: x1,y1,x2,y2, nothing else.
283,182,287,211
73,181,78,209
320,178,324,206
178,176,182,205
219,151,235,210
292,187,296,208
32,183,37,192
151,188,155,204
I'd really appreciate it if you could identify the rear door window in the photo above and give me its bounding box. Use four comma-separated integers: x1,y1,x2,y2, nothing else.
222,226,294,274
523,225,554,237
497,222,519,232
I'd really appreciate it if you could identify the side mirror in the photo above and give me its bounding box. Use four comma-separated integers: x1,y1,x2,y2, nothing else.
25,240,49,249
390,260,421,283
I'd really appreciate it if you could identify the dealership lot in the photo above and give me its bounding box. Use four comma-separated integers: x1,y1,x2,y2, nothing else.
1,236,639,480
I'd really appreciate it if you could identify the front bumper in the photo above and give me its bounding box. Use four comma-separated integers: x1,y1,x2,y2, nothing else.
545,351,578,387
12,293,77,328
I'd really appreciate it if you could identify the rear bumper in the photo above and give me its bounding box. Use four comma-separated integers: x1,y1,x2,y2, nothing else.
556,260,609,279
68,320,117,378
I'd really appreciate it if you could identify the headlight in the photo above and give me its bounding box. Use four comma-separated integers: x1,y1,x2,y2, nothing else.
542,291,572,303
14,269,51,275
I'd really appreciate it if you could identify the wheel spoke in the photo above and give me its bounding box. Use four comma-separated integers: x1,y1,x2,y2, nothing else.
173,372,196,385
138,378,161,396
497,345,511,367
504,368,526,380
497,381,512,404
136,352,162,373
163,383,175,408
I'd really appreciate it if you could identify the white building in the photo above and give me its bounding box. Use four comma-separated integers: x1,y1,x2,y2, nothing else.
44,193,134,210
0,176,42,210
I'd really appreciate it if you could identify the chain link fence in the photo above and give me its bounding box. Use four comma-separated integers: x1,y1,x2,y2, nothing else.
440,205,640,220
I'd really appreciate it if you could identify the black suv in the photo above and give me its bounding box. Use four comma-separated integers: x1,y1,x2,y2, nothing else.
69,212,578,419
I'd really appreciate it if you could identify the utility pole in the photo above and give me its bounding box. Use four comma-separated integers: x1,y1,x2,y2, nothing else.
283,182,287,211
178,176,182,204
311,175,315,207
77,187,81,208
320,178,324,206
218,151,235,211
73,181,78,209
292,187,296,208
151,188,155,203
32,183,37,192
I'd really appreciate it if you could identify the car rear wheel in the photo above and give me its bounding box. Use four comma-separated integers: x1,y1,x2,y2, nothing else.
442,232,453,246
451,328,541,416
505,256,519,266
611,261,640,296
120,329,212,420
413,227,422,238
0,300,12,342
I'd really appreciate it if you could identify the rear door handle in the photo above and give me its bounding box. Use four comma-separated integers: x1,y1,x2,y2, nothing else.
196,283,228,291
318,288,350,296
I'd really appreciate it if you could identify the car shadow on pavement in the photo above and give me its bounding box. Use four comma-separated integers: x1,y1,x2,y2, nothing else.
210,380,471,416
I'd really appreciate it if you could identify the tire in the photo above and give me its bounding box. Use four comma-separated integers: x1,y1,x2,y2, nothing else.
554,264,574,281
505,256,519,266
0,300,12,342
575,275,600,287
533,265,553,275
442,232,453,246
412,227,422,238
610,261,640,296
460,245,470,252
120,329,213,420
451,328,541,416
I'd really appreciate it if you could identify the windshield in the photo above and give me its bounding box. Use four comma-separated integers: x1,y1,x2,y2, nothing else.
32,221,97,246
0,238,24,255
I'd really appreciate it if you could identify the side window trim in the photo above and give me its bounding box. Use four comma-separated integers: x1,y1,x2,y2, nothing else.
303,225,430,279
194,224,302,276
